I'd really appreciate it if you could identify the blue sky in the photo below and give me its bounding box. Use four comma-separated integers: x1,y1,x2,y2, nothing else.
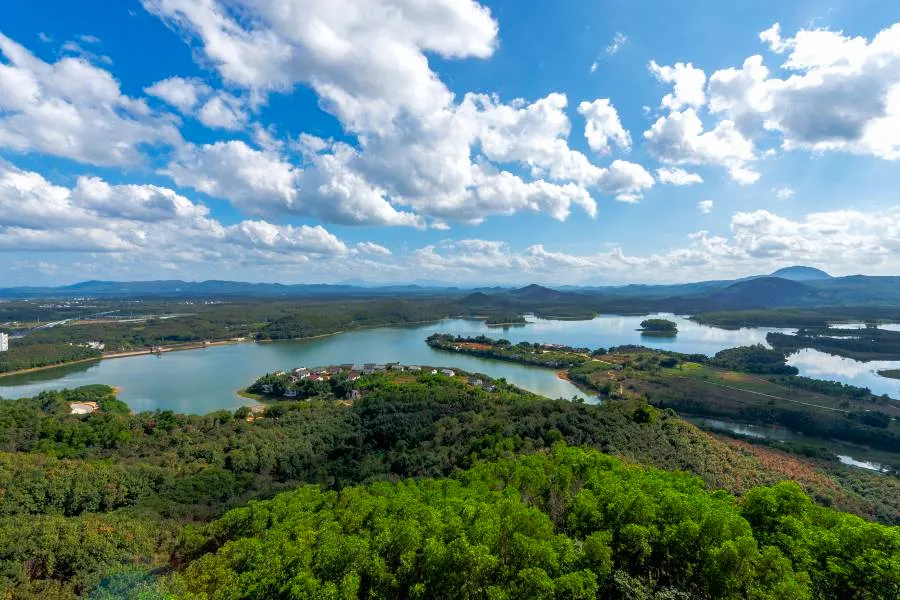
2,0,900,286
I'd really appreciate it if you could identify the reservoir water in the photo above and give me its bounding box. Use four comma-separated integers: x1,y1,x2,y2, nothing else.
687,417,891,472
787,349,900,398
1,313,899,412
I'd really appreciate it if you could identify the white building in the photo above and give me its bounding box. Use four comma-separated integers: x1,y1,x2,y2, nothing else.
0,332,8,352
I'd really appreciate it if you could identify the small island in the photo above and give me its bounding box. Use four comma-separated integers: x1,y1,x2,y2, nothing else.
878,369,900,380
485,314,527,326
637,318,678,337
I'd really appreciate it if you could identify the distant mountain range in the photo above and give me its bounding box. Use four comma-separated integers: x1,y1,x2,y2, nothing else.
0,279,460,299
2,267,900,312
456,267,900,315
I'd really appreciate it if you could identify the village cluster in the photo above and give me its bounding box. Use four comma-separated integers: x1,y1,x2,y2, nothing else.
260,363,497,398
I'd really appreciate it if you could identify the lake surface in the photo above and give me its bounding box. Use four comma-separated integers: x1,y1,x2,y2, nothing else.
687,417,890,472
787,349,900,398
1,313,898,412
687,418,801,441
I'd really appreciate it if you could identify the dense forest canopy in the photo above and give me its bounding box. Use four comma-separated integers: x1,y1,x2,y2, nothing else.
169,446,900,599
712,345,799,375
0,372,898,597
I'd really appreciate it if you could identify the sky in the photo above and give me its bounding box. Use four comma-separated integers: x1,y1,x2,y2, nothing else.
1,0,900,286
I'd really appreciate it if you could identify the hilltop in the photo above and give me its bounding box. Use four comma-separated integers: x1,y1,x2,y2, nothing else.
698,276,825,310
506,283,578,301
770,265,833,281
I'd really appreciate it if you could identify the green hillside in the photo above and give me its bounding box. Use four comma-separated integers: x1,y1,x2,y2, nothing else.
0,374,898,598
168,446,899,599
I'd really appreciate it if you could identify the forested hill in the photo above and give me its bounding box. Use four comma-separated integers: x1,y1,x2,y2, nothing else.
170,446,899,599
0,374,898,597
687,277,825,310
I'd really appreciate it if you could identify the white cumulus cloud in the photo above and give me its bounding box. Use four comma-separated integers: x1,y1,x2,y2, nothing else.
402,206,900,283
142,1,656,225
643,108,759,184
656,167,703,186
710,22,900,160
145,76,209,112
649,60,707,111
142,0,498,131
578,99,632,154
356,241,392,256
0,160,372,265
145,75,247,130
0,33,181,166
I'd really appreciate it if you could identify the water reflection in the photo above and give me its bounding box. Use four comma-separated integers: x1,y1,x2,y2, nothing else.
688,418,799,441
480,313,793,354
688,417,890,472
787,348,900,399
836,455,889,472
829,323,900,332
0,359,97,385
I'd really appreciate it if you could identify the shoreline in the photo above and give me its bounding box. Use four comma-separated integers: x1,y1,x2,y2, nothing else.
556,369,602,398
0,339,250,379
256,316,470,345
0,316,460,380
235,387,271,407
255,331,344,344
0,356,104,378
428,338,600,399
236,387,263,401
